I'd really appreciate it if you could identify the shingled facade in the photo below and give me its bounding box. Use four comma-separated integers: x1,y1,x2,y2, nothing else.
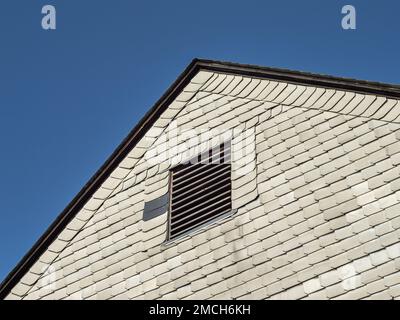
2,59,400,300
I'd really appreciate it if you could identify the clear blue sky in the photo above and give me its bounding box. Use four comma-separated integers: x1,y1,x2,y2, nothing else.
0,0,399,283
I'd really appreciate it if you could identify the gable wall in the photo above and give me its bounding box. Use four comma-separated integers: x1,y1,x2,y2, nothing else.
5,71,400,300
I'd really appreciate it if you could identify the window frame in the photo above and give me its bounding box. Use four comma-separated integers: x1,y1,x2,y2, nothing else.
166,141,234,242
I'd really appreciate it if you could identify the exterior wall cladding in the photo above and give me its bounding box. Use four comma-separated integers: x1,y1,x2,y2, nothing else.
4,67,400,300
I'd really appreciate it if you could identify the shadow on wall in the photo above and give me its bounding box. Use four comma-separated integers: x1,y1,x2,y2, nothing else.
143,193,169,221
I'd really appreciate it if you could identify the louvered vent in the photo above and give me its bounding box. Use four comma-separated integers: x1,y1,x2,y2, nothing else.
168,141,232,239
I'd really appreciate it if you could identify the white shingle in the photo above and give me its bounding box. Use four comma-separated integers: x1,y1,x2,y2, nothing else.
7,67,400,301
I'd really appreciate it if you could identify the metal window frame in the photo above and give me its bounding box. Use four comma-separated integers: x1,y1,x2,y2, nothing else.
166,140,232,241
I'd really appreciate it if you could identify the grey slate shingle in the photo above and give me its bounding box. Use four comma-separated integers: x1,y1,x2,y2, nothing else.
4,68,400,301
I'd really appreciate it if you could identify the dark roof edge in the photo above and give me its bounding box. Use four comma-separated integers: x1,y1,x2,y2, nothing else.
0,59,200,299
1,58,399,299
197,59,400,99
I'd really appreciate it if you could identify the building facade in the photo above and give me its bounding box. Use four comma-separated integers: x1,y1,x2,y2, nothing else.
1,60,400,300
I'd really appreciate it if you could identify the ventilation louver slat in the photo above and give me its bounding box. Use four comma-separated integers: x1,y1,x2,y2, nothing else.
168,142,232,239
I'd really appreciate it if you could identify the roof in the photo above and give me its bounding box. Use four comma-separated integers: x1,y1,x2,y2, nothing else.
1,58,400,299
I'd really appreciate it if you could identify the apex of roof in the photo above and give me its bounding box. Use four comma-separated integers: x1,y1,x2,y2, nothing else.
1,58,399,299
